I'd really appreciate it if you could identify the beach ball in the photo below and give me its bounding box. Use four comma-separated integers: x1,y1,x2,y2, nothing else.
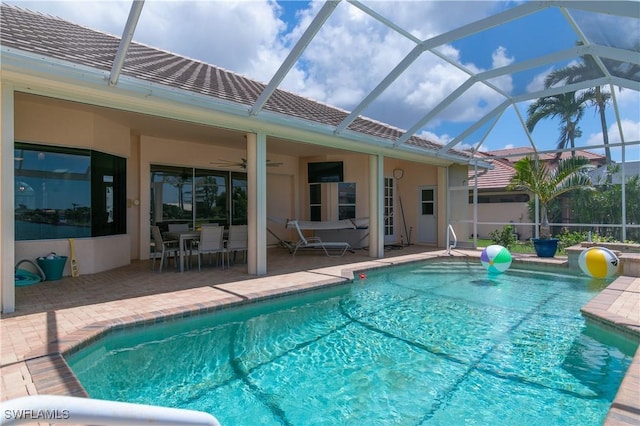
578,247,619,279
480,245,512,274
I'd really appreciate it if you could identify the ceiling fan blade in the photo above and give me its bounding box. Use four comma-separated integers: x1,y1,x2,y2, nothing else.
210,159,243,167
210,158,282,168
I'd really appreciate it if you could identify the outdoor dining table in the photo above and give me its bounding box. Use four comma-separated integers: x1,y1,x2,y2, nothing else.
165,230,200,272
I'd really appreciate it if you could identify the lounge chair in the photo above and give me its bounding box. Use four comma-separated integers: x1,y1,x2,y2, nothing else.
286,220,351,256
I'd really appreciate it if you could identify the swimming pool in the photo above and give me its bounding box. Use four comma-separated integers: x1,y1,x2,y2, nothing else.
67,260,637,425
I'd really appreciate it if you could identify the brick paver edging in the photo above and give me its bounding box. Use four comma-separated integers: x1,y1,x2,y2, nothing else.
23,275,352,400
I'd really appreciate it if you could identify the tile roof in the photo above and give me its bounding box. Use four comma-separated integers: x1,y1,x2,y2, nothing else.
0,4,455,157
488,147,606,162
469,148,608,190
469,153,516,190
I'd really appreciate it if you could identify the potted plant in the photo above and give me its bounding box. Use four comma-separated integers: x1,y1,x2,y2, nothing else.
506,156,594,257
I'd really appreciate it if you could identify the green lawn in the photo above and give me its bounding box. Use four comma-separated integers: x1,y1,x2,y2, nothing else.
474,238,538,254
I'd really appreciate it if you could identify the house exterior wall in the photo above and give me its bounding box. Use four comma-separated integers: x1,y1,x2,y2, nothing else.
14,95,132,274
468,200,532,240
8,93,456,281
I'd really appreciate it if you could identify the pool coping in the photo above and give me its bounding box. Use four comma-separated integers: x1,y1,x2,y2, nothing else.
9,251,640,424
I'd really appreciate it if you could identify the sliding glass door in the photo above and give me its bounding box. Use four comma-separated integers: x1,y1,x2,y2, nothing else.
195,169,228,227
150,165,193,229
151,165,247,231
230,172,247,225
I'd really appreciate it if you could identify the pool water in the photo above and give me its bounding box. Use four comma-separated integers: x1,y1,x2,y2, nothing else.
67,261,637,425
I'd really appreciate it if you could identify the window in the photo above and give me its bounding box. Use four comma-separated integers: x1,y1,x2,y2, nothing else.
338,182,356,220
469,193,530,203
195,169,228,226
150,165,193,230
91,150,127,236
151,165,247,230
309,183,321,221
14,142,126,240
231,172,247,225
384,177,394,236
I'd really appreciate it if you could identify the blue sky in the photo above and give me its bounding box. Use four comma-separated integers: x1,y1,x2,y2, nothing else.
5,0,639,161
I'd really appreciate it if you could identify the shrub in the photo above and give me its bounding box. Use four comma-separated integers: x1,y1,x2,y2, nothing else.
489,225,516,249
557,228,624,252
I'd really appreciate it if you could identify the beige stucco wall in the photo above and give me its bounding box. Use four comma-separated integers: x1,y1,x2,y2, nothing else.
15,96,130,157
11,94,457,277
14,96,133,275
469,201,532,240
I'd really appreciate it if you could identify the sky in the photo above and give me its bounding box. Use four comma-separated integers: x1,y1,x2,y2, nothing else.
5,0,640,162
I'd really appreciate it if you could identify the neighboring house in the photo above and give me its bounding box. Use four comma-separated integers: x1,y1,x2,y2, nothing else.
468,147,607,240
0,5,475,313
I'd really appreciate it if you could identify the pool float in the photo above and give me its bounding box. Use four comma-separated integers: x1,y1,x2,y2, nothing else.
578,247,619,279
480,244,512,274
15,259,46,286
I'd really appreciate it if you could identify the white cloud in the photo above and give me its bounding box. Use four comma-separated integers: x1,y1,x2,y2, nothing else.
492,46,514,69
417,130,452,145
586,119,640,161
526,66,554,93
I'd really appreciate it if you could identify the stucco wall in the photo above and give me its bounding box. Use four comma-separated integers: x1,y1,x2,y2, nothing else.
468,201,532,240
11,94,454,273
15,95,130,156
13,95,133,275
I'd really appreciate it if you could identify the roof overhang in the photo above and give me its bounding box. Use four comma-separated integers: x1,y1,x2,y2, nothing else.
1,46,478,168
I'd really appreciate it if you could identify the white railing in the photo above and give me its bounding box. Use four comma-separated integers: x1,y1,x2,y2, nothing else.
446,224,457,255
0,395,220,426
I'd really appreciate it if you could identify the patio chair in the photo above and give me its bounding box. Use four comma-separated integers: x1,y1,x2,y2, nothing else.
190,225,225,271
225,225,248,267
287,220,351,257
151,225,179,272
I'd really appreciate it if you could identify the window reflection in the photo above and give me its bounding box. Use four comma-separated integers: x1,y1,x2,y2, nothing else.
231,173,247,225
151,165,247,230
150,166,193,229
14,144,91,240
195,170,228,226
338,182,356,220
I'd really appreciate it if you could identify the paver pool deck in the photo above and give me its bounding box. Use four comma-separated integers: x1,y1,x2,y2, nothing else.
1,246,638,425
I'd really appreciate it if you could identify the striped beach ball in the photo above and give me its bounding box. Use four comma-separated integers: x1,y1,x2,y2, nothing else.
480,245,512,274
578,247,619,279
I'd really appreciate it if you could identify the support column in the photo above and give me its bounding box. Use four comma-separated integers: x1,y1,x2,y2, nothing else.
246,133,267,275
1,83,15,313
368,154,384,258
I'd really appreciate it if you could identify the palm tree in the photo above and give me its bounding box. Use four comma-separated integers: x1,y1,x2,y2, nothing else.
545,53,612,164
526,91,592,160
507,156,595,240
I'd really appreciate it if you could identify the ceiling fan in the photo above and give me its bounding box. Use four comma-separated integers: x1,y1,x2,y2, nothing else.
210,158,283,169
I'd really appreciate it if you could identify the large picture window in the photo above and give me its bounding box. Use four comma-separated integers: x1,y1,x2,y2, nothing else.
151,165,247,230
14,142,126,240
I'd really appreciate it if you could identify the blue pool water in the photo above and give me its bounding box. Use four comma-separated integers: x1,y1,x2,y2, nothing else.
67,261,637,425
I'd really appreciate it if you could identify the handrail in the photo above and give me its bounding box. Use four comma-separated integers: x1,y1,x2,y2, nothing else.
447,224,457,255
0,395,220,426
